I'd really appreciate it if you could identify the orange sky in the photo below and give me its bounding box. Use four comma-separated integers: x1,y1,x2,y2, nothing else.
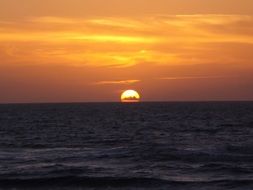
0,0,253,103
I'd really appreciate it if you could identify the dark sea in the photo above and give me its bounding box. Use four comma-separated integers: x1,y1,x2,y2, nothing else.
0,102,253,190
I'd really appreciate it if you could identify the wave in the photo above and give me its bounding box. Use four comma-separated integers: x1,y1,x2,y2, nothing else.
0,176,168,188
1,176,253,188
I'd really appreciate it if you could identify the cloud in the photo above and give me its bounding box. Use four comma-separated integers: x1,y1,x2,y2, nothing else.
159,76,235,80
93,80,140,85
30,17,80,24
0,15,253,67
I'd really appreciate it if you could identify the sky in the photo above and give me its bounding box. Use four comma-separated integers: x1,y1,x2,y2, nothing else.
0,0,253,103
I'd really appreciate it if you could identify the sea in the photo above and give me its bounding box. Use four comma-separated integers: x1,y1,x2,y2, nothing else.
0,102,253,190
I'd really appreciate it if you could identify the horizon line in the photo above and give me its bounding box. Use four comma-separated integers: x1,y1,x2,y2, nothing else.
0,100,253,105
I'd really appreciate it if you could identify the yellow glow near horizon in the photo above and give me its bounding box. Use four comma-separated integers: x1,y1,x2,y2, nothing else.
71,35,158,43
0,32,158,44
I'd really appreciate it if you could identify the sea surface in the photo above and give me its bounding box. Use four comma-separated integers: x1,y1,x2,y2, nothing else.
0,102,253,190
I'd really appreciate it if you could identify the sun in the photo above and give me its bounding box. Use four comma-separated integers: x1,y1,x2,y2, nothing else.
121,90,140,103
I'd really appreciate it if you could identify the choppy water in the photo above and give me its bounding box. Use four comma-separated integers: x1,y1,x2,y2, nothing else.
0,102,253,189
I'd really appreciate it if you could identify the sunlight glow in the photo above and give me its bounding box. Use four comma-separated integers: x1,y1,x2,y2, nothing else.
0,15,252,68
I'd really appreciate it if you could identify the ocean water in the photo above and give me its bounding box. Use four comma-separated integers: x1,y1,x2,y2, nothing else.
0,102,253,190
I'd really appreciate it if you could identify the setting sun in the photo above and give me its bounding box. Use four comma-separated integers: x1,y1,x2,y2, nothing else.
0,1,253,190
121,90,140,103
